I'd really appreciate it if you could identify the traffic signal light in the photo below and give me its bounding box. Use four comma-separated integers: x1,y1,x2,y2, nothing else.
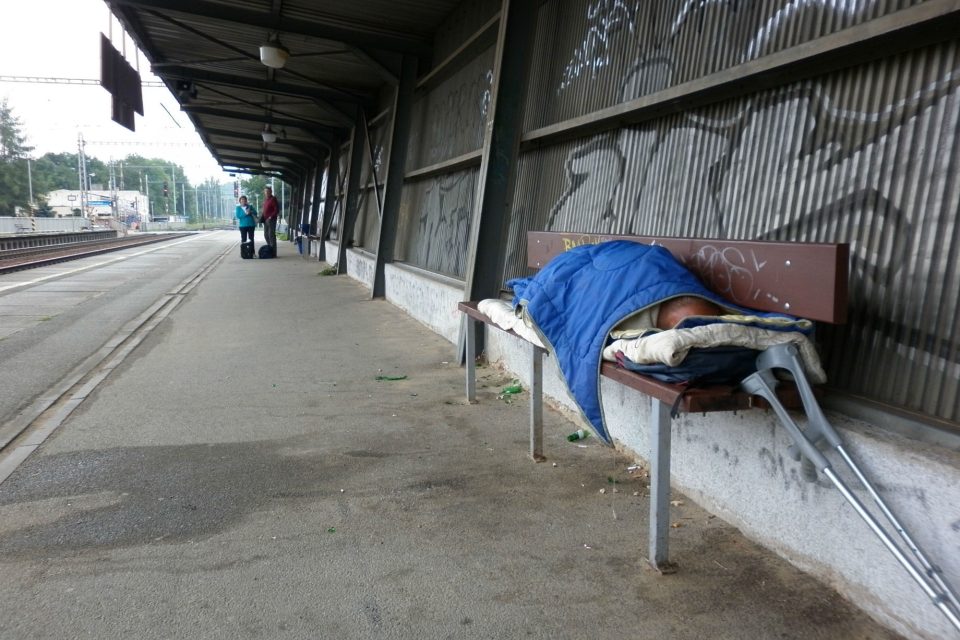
163,181,169,197
233,181,239,198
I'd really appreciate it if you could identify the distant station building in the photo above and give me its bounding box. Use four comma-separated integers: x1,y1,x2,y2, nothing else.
45,189,151,226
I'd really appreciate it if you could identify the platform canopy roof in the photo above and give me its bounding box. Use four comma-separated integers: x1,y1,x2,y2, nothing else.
108,0,462,182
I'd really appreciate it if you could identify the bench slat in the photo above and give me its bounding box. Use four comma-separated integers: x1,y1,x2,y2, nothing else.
601,362,803,413
527,232,848,324
459,301,530,343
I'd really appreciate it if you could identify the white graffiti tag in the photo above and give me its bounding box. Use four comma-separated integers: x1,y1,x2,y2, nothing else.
559,0,639,91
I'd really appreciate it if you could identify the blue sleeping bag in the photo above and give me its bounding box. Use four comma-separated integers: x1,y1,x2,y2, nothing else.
508,240,805,444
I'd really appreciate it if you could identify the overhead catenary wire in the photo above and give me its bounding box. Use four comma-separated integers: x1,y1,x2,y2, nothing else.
0,76,165,87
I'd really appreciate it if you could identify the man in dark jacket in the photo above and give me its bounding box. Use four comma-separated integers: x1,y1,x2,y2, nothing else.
262,186,280,252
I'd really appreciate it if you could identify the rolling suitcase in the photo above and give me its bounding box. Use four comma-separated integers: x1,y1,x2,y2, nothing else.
240,241,255,259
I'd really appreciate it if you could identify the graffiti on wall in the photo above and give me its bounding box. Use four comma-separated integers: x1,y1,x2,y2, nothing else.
408,169,477,278
414,61,494,167
560,0,640,91
403,48,493,277
542,0,960,417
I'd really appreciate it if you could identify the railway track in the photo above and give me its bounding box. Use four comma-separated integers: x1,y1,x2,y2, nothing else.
0,233,193,275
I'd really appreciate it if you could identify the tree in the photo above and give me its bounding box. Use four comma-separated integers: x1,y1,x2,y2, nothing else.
241,175,269,211
0,99,34,215
32,152,82,193
34,197,55,217
0,102,213,220
0,99,32,160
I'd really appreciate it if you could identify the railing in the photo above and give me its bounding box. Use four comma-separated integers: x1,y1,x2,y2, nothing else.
0,216,94,235
0,230,117,252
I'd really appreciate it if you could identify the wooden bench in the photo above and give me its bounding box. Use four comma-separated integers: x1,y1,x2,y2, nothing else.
459,231,849,573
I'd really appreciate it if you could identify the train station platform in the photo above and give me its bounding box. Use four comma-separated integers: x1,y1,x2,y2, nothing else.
0,238,902,639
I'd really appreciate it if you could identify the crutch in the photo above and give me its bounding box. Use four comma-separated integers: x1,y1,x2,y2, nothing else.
740,343,960,633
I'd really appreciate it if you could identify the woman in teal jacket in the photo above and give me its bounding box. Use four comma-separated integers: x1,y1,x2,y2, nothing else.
235,195,258,250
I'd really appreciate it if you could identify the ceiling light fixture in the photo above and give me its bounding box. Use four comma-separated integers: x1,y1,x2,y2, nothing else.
260,155,272,168
175,80,198,103
259,36,289,69
261,124,277,143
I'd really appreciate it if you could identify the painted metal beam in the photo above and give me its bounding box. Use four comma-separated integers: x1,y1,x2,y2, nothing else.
417,12,499,91
318,142,342,262
219,154,305,171
460,0,538,358
372,55,417,299
181,105,344,137
203,129,324,155
108,0,432,57
158,65,363,110
309,155,324,235
215,143,313,163
404,149,482,182
336,111,366,274
349,46,399,85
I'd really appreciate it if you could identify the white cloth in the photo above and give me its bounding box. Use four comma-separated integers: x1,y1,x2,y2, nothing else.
477,299,546,348
603,322,826,384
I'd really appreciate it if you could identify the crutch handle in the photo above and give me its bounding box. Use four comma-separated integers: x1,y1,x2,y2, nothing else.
741,370,832,472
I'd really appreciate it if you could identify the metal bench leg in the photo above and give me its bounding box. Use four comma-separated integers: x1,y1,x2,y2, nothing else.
649,398,677,573
465,317,477,403
529,344,545,462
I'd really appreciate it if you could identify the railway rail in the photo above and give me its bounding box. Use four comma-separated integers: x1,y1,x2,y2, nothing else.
0,233,194,275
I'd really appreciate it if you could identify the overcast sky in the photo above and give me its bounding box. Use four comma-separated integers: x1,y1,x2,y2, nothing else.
2,0,230,185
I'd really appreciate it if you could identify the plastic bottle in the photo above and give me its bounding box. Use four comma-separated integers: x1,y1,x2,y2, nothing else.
567,429,589,442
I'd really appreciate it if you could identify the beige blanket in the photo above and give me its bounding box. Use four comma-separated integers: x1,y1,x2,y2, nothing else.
603,322,826,384
477,299,546,348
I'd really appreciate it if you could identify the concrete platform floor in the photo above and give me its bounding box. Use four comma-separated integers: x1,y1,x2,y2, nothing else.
0,245,903,639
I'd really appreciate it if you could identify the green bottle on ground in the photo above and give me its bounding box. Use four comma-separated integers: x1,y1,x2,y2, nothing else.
567,429,589,442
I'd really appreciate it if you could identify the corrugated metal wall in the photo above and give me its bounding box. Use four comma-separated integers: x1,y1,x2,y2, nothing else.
366,0,960,424
432,0,500,60
397,44,495,276
506,3,960,424
399,166,479,277
524,0,926,130
407,47,495,167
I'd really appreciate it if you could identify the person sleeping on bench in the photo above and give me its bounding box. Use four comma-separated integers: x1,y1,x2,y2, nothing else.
481,240,823,443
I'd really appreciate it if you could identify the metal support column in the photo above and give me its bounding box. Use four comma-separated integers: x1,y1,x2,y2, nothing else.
529,344,544,462
309,155,324,235
649,398,676,574
372,55,417,299
292,178,304,244
465,318,477,402
459,0,538,360
337,111,366,274
318,144,341,262
299,174,310,235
